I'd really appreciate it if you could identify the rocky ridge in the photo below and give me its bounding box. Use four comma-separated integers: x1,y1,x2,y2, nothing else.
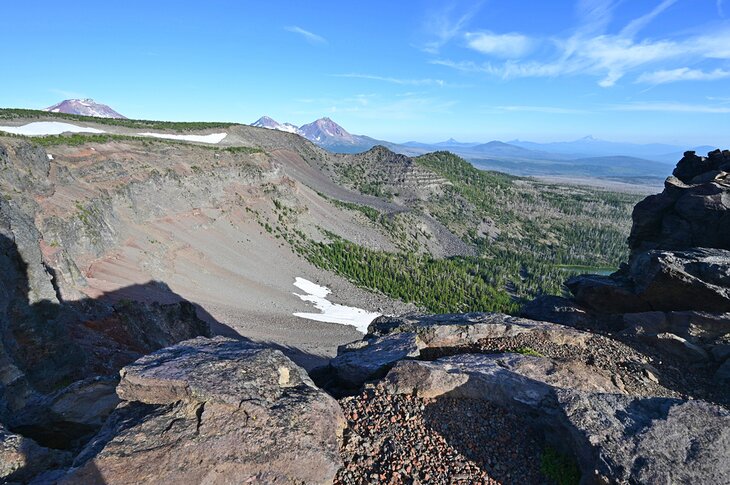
1,137,729,483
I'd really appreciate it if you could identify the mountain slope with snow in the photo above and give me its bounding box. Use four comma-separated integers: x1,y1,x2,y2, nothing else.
45,99,127,119
251,116,299,134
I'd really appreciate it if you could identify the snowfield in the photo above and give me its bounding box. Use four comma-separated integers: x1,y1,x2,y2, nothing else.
0,122,105,136
137,132,228,144
0,122,228,144
292,277,381,333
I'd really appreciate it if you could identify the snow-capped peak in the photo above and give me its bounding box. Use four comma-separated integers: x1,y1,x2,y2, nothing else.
250,116,299,134
44,99,127,119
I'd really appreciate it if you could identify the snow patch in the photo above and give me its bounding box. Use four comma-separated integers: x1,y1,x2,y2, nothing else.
292,277,380,333
47,154,54,160
0,122,105,136
136,132,227,144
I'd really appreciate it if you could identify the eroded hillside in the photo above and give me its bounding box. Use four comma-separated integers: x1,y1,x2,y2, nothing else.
0,110,640,357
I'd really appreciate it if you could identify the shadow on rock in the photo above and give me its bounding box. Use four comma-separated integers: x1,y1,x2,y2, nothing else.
0,232,323,482
421,396,547,484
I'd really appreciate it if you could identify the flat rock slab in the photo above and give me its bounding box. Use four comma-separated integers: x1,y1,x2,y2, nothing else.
384,353,621,404
369,312,590,347
382,353,730,484
62,337,345,485
331,312,593,388
330,332,424,387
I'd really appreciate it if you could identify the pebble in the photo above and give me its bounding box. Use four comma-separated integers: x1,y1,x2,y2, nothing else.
334,386,547,485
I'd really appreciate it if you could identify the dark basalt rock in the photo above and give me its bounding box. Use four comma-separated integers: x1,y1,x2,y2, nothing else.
673,149,730,185
569,248,730,314
630,150,730,254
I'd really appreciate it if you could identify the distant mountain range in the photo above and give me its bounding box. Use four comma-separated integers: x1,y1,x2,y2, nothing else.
45,99,127,119
32,101,716,183
251,115,720,182
250,116,395,153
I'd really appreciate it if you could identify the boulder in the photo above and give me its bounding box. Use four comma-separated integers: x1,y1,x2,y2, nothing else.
519,295,595,328
332,313,592,388
648,332,710,362
629,248,730,312
569,249,730,313
566,274,650,313
623,311,730,343
383,353,621,403
561,393,730,485
62,337,345,485
383,354,730,485
48,376,120,427
330,332,424,388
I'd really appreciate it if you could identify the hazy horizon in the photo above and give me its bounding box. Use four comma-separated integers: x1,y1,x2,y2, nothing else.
2,0,729,146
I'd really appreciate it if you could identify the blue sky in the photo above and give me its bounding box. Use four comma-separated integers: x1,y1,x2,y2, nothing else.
1,0,729,145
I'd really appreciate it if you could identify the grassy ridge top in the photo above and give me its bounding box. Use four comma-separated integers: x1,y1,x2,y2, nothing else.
0,108,238,132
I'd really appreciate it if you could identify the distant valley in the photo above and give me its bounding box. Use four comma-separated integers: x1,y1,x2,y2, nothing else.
30,99,710,185
252,114,714,185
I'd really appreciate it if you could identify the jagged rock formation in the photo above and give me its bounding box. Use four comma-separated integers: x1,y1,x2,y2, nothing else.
569,149,730,309
555,150,730,373
629,149,730,253
60,337,345,484
0,188,211,482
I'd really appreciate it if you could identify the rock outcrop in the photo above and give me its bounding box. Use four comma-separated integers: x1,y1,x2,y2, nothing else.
629,149,730,253
567,248,730,313
332,152,730,485
569,149,730,316
383,355,730,484
328,312,590,389
557,150,730,382
61,337,345,484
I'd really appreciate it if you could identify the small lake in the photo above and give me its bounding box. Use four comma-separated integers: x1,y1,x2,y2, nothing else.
556,265,615,276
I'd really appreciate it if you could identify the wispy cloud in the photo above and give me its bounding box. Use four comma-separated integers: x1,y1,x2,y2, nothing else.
575,0,618,35
620,0,678,38
464,32,533,58
610,102,730,113
707,95,730,103
637,67,730,84
284,26,327,45
334,73,446,86
490,105,589,114
433,1,730,88
292,94,457,120
421,1,483,54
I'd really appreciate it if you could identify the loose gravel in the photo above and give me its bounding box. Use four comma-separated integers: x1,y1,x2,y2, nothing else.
334,386,548,485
